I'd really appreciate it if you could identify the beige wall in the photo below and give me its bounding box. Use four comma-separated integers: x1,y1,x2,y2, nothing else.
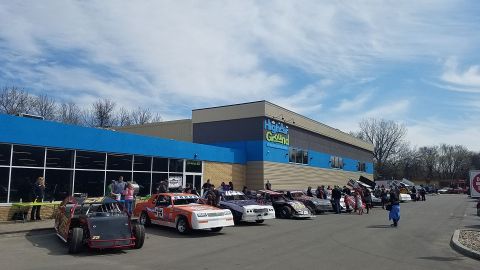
0,205,58,222
246,161,264,190
263,161,374,190
116,119,192,142
203,161,246,190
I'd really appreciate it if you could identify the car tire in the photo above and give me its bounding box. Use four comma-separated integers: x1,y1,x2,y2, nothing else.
280,206,292,219
133,223,145,249
68,227,84,254
306,205,315,215
139,211,151,227
176,217,191,234
211,227,223,232
255,220,264,224
233,214,242,224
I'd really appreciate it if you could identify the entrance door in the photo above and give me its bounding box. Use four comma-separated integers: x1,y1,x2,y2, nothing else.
185,175,202,195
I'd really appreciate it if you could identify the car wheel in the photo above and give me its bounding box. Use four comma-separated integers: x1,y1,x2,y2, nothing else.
133,223,145,249
306,205,315,215
176,217,191,234
68,227,84,254
255,220,265,224
211,227,223,232
139,211,151,227
280,206,292,219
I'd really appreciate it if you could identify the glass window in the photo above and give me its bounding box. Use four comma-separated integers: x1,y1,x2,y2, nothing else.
289,148,297,163
303,151,309,165
133,172,151,196
330,156,343,169
106,171,131,185
152,173,168,193
296,149,304,164
46,148,74,168
186,160,202,173
358,162,366,172
0,143,11,166
152,157,168,172
169,159,183,173
107,153,132,171
45,169,73,201
74,170,105,197
12,145,45,167
0,167,9,203
9,168,43,202
75,151,105,170
134,155,151,172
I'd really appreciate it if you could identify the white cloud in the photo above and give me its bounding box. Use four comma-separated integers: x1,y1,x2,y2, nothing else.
437,57,480,93
272,82,326,115
334,90,373,112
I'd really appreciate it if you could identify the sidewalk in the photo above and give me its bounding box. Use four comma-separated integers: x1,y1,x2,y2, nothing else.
0,219,54,235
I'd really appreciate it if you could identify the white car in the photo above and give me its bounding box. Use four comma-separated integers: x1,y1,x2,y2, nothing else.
218,190,276,223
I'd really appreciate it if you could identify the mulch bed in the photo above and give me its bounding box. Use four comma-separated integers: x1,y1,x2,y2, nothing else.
459,230,480,252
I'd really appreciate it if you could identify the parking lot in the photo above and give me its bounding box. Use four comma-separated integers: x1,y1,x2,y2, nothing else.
1,194,478,270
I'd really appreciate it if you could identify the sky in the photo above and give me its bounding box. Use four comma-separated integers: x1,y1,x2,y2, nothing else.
1,1,480,151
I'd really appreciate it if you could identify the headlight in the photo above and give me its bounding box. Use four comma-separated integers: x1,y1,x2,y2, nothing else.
224,210,232,215
196,212,208,217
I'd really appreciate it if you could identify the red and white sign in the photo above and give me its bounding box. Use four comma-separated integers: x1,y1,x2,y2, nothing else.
470,170,480,198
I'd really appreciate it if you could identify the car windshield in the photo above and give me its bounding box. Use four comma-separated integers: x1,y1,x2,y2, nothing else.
270,194,285,201
174,198,199,205
290,192,303,198
224,194,248,201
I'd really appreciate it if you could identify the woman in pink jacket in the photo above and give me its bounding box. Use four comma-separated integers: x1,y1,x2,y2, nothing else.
123,183,135,215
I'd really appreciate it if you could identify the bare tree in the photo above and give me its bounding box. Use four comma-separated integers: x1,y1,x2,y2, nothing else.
86,98,117,128
437,144,471,180
356,118,407,178
31,94,57,120
117,107,132,126
0,86,30,115
57,102,82,125
418,146,438,180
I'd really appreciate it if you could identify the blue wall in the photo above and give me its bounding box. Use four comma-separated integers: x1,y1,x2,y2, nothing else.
0,114,246,164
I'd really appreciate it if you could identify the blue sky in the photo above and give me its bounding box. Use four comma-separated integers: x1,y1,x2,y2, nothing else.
1,1,480,150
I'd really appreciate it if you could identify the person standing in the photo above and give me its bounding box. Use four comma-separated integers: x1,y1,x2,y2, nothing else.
420,188,426,201
202,179,212,193
355,191,364,215
31,177,45,221
265,180,272,190
331,186,342,214
113,176,127,200
228,181,234,191
316,186,324,199
388,189,400,227
363,189,372,214
123,183,135,215
411,186,417,202
306,186,313,197
380,187,388,209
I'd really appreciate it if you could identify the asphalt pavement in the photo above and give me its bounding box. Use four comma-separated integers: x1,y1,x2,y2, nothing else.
0,194,478,270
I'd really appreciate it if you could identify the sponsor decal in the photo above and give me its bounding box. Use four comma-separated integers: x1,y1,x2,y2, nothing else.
168,176,183,189
173,195,199,200
264,118,290,147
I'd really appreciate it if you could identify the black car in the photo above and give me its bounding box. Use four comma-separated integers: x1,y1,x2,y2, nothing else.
256,190,312,219
55,194,145,254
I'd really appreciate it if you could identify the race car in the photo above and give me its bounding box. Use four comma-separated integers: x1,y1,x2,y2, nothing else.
134,193,234,234
55,194,145,254
256,190,312,219
217,190,275,224
284,190,333,214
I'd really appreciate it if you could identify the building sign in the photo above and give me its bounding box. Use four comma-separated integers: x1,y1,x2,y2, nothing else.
264,118,289,148
168,176,183,189
470,170,480,198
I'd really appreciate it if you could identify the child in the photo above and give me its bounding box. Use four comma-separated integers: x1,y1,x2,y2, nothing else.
355,192,364,215
123,183,135,215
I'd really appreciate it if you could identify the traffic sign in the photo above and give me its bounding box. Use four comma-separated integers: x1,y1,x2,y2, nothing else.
470,170,480,198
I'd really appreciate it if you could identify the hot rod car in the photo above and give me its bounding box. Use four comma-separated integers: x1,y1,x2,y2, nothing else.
256,190,312,219
284,190,333,214
134,193,234,234
54,194,145,254
216,190,275,224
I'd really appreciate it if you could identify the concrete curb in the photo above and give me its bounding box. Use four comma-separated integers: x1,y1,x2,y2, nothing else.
0,227,53,236
450,229,480,260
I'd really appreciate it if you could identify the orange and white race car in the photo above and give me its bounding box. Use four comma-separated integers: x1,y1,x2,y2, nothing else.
133,193,234,234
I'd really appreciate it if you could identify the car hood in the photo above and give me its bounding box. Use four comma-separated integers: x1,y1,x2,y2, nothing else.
175,204,221,213
223,199,259,207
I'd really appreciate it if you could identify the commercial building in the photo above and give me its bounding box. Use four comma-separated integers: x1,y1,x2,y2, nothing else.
0,100,373,212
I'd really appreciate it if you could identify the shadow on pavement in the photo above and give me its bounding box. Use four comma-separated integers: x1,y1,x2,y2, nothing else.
418,256,464,262
24,230,130,257
145,226,227,239
462,224,480,229
366,225,392,229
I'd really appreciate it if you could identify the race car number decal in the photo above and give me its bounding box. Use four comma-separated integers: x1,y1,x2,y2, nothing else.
154,207,164,218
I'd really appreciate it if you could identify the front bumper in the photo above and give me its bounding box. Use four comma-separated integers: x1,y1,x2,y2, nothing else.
242,212,276,221
87,238,135,249
314,204,333,212
292,210,313,218
191,215,235,230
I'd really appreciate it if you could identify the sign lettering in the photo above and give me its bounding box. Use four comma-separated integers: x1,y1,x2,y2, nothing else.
264,119,289,146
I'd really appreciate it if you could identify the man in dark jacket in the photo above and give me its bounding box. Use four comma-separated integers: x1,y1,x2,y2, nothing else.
331,186,342,214
31,177,45,221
